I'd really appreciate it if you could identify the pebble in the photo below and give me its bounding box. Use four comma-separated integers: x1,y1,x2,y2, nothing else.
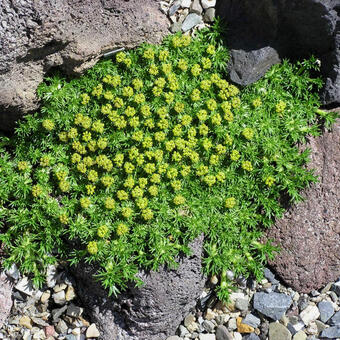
318,300,334,322
320,325,340,338
299,305,320,325
242,313,261,328
235,298,249,311
236,317,254,333
182,13,202,32
292,330,307,340
215,325,232,340
253,292,292,320
190,0,203,15
40,291,50,304
19,316,33,329
331,281,340,296
52,290,66,305
204,8,215,23
269,322,292,340
6,263,20,280
201,0,216,9
86,323,100,338
329,310,340,325
15,277,34,296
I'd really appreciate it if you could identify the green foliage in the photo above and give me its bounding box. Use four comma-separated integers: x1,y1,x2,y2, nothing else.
0,24,337,300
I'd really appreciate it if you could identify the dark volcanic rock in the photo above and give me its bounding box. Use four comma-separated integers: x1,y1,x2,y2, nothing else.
0,0,169,131
71,235,206,340
266,113,340,294
216,0,340,105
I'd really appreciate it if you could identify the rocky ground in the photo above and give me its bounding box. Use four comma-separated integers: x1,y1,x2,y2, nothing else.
0,264,340,340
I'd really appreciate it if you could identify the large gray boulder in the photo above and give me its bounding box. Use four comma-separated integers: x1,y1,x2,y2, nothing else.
0,0,169,130
266,112,340,293
70,235,206,340
216,0,340,106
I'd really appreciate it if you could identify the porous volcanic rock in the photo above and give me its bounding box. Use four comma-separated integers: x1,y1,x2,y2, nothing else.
266,112,340,294
70,234,206,340
0,0,169,131
0,272,13,328
216,0,340,106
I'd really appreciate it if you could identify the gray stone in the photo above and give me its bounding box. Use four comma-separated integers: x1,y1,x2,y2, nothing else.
228,318,237,330
228,46,280,86
235,298,249,311
287,322,305,336
242,314,261,328
190,0,203,15
298,296,309,312
0,272,13,328
292,331,307,340
331,281,340,297
56,319,68,334
329,291,338,303
182,13,202,32
181,0,191,8
320,325,340,338
315,320,327,334
52,290,66,305
166,337,181,340
269,322,292,340
46,265,58,289
318,301,334,323
204,8,215,23
243,334,260,340
0,0,169,131
169,0,181,16
215,325,232,340
329,310,340,326
264,268,279,285
66,304,83,318
216,0,340,106
202,320,215,333
201,0,216,9
51,306,67,323
170,22,182,33
15,277,34,296
179,325,189,337
199,334,216,340
5,264,20,281
299,305,320,325
71,235,206,340
253,292,292,320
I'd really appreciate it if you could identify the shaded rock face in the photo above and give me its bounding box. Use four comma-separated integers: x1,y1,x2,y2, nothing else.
216,0,340,105
266,112,340,294
0,272,13,328
70,235,206,340
0,0,169,131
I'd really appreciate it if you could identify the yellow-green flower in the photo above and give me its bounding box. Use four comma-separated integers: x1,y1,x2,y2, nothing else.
142,136,153,149
162,63,172,74
242,161,253,171
167,167,178,179
215,144,226,155
202,138,213,151
59,132,68,142
265,176,275,187
132,130,144,142
123,57,132,68
172,151,182,162
159,49,169,61
80,197,91,209
139,177,148,188
101,175,114,187
209,155,219,165
143,48,155,60
154,77,166,88
116,51,126,63
181,165,191,177
276,100,286,113
134,93,145,104
82,131,92,142
202,57,212,69
122,86,134,97
216,171,226,182
204,174,216,186
84,156,95,167
59,214,69,225
164,92,174,104
225,197,236,208
59,180,70,192
32,184,43,198
88,170,98,182
81,93,90,105
117,190,129,201
122,207,133,218
190,89,201,102
114,97,124,109
173,195,185,205
191,64,201,77
81,116,92,129
40,156,50,167
42,119,55,131
104,197,115,210
149,64,159,76
149,185,158,196
132,78,143,90
92,120,105,133
87,241,98,254
231,97,241,108
142,208,153,221
77,162,87,173
124,176,135,189
152,86,162,97
92,84,103,98
68,128,78,139
18,161,29,171
117,223,129,236
200,80,212,91
230,150,240,161
242,128,255,140
86,184,96,195
211,113,222,125
171,180,182,191
132,186,144,198
97,225,109,238
104,91,114,100
206,44,215,55
196,164,209,176
252,97,262,108
206,99,217,111
225,134,233,145
177,59,188,71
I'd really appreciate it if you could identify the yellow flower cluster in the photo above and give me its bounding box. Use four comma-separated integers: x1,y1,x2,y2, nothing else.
42,119,55,131
18,161,29,171
242,128,255,140
265,176,275,187
32,184,43,198
242,161,253,172
87,241,98,254
97,225,109,238
225,197,236,209
276,100,286,113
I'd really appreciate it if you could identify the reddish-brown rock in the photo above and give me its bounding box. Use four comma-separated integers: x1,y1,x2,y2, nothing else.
266,112,340,293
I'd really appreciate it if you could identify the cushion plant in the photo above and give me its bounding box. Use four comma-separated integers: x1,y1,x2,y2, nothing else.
0,22,336,301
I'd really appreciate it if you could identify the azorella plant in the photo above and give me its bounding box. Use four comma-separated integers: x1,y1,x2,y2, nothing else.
0,22,336,300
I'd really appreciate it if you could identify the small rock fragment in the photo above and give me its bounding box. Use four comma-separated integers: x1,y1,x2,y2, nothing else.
331,281,340,297
52,290,66,305
215,325,232,340
86,323,100,338
292,330,307,340
204,8,215,23
40,291,51,304
199,334,216,340
15,277,34,296
236,317,254,333
46,265,57,288
5,264,20,280
182,13,202,32
235,298,249,311
318,301,334,323
269,322,292,340
19,316,33,329
329,310,340,326
190,0,202,15
320,325,340,338
242,314,261,328
66,303,83,318
300,305,320,325
201,0,216,9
